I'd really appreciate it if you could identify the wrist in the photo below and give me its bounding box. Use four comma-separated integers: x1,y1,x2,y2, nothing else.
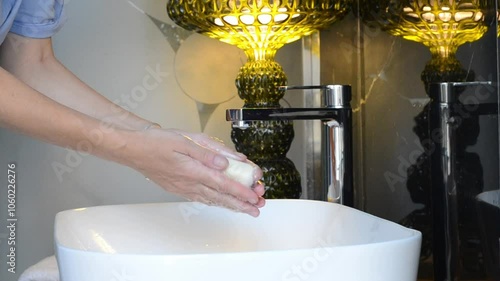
104,126,156,172
87,123,144,170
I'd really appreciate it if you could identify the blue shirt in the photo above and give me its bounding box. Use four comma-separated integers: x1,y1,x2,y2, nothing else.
0,0,66,44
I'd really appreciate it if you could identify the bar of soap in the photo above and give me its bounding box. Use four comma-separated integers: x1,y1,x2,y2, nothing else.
224,157,258,188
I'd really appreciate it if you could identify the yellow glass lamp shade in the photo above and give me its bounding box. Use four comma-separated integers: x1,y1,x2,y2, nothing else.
359,0,491,87
167,0,350,58
393,1,487,58
168,0,350,107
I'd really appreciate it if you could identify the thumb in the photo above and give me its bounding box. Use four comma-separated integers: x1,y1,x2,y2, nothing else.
179,135,229,170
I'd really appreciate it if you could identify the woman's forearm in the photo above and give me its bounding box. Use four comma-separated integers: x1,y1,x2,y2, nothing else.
0,67,134,165
0,33,153,130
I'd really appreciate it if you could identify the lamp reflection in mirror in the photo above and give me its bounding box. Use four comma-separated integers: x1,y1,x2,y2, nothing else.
359,0,491,88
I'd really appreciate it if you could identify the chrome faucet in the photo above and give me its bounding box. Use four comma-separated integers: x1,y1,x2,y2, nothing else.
427,81,495,281
226,85,353,206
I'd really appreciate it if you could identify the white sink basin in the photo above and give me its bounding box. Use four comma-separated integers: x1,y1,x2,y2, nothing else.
55,199,421,281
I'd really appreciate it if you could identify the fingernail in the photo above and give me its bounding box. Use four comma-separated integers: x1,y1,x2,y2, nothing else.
249,209,259,217
213,155,227,169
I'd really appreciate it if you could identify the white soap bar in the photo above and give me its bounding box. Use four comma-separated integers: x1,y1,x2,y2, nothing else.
224,158,257,188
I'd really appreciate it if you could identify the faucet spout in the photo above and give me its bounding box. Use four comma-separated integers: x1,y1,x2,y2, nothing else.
226,108,342,128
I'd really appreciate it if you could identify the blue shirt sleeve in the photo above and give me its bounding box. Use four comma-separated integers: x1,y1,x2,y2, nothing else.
10,0,66,38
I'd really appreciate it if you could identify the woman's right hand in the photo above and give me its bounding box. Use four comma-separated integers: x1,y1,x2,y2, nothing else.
121,127,266,217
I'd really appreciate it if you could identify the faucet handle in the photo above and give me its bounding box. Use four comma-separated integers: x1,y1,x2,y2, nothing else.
280,85,352,109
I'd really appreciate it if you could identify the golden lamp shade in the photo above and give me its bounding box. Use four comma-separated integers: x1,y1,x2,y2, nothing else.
167,0,350,59
390,1,487,58
359,0,492,88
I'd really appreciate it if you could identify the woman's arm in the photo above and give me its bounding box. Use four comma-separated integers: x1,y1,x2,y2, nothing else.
0,33,152,130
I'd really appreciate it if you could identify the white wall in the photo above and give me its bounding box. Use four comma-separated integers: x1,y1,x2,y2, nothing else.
0,0,306,279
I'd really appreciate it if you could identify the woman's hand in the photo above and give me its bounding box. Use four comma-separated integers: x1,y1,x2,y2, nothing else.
124,127,266,217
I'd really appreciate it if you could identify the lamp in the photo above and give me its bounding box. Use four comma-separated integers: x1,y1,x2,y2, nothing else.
358,0,491,88
167,0,350,198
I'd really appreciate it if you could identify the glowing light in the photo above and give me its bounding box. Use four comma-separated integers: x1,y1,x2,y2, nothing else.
167,0,350,55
